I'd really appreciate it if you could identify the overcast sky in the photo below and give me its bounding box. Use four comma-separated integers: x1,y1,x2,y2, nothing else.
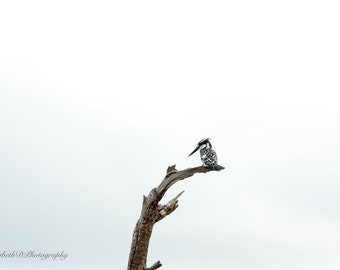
1,1,340,270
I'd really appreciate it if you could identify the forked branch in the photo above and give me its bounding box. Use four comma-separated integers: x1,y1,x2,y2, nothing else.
127,165,225,270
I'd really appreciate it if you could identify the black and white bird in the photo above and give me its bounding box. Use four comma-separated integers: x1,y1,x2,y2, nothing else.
188,138,220,170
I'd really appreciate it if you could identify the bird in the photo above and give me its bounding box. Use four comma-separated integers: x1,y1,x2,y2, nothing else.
188,138,220,170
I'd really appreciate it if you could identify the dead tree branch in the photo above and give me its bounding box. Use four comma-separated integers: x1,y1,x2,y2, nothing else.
127,164,225,270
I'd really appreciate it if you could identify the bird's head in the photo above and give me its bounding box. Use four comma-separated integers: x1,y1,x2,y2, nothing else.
188,138,212,157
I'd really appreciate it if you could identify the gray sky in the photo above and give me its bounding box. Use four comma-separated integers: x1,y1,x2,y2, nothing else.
1,1,340,269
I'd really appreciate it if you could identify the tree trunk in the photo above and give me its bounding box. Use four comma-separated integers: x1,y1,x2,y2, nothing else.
127,164,224,270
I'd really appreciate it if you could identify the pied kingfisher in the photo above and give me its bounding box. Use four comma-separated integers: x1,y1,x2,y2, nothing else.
188,138,220,170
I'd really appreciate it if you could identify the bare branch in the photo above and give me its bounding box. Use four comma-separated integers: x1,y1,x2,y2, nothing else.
156,190,184,222
127,165,225,270
145,261,162,270
156,165,224,198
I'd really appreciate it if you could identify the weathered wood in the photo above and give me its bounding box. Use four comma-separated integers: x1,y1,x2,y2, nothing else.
145,261,162,270
127,165,225,270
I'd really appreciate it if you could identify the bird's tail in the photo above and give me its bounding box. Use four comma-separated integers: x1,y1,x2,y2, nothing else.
212,164,223,171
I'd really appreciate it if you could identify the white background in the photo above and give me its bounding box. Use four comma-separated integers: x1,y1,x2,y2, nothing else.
1,1,340,269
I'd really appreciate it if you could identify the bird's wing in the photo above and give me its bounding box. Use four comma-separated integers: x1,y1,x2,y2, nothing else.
203,149,218,165
209,149,218,163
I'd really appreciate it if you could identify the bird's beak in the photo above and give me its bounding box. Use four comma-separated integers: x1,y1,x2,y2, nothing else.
188,145,199,157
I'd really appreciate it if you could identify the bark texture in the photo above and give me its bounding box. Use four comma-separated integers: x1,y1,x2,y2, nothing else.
127,164,225,270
